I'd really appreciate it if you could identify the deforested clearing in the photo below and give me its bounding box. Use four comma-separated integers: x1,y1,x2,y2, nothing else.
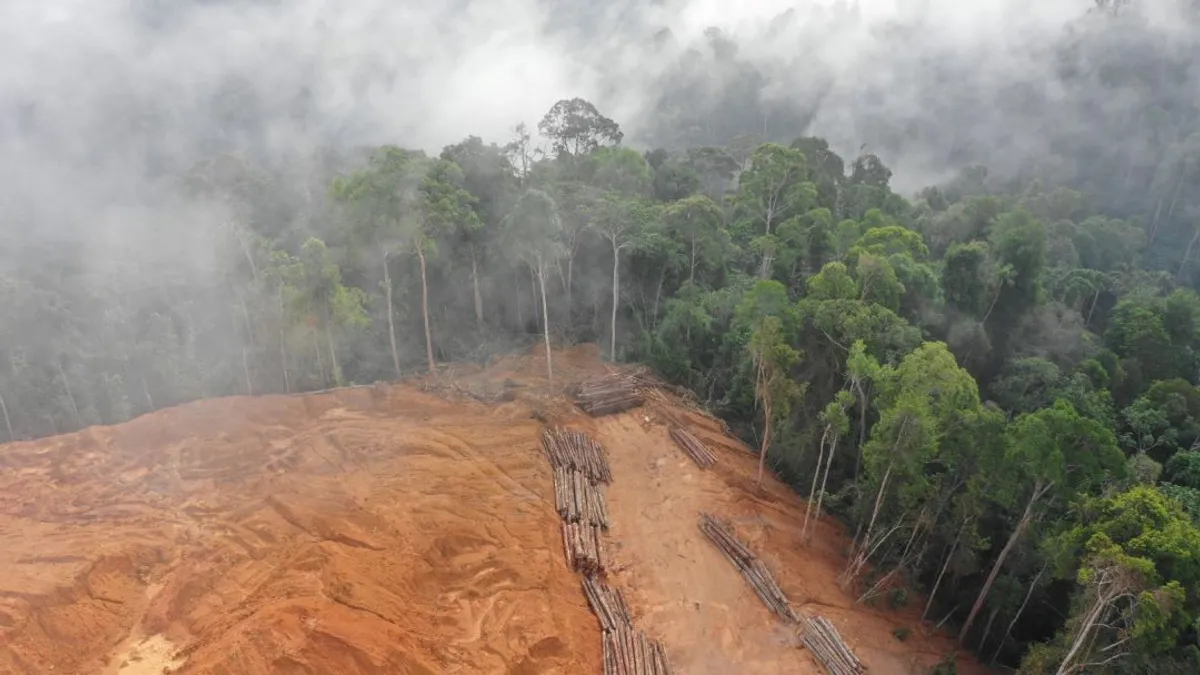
0,345,985,674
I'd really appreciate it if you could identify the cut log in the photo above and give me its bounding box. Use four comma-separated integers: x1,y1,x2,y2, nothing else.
698,513,798,622
668,426,717,469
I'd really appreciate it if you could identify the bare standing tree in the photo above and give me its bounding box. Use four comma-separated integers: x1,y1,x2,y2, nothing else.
502,190,566,382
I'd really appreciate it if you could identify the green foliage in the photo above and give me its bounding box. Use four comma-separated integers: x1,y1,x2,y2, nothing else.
1165,451,1200,489
1046,486,1200,667
1159,484,1200,524
538,98,623,158
11,92,1200,673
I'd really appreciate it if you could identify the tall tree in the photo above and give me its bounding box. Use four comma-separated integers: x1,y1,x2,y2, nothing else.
538,98,624,159
331,146,426,377
294,238,368,386
589,194,656,361
733,143,816,277
662,194,726,286
441,136,519,327
418,158,483,372
959,400,1126,642
502,190,566,381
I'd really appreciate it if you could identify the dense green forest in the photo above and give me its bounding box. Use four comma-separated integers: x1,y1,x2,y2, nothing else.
5,0,1200,673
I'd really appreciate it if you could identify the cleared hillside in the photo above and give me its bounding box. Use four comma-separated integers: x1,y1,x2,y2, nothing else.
0,345,984,674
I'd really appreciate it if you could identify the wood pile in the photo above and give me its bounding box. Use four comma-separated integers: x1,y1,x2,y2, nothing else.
539,423,675,675
699,513,799,622
562,521,607,574
602,625,674,675
668,426,717,469
582,575,633,632
574,375,644,417
540,427,613,484
801,616,864,675
553,466,610,528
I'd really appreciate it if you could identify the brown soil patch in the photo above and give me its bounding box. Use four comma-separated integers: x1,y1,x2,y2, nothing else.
0,344,988,674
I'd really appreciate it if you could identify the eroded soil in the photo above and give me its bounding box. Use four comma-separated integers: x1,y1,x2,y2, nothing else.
0,345,984,674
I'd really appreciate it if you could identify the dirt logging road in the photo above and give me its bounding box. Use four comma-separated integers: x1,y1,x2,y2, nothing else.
0,345,986,674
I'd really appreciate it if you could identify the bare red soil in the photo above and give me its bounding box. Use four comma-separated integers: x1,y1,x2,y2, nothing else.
0,345,987,674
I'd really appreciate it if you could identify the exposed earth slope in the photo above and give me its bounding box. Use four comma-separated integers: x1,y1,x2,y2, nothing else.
0,346,984,674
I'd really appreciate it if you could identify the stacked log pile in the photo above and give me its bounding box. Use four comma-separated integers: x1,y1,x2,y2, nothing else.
553,466,610,528
540,423,676,675
801,616,864,675
540,427,613,483
602,625,674,675
562,521,607,574
668,426,717,469
574,375,644,417
582,575,633,632
582,575,673,674
699,513,799,622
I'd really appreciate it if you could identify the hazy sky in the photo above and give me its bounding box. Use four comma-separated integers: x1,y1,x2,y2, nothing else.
0,0,1100,155
0,0,1192,212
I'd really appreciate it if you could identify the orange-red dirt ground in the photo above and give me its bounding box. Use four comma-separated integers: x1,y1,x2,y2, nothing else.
0,346,990,674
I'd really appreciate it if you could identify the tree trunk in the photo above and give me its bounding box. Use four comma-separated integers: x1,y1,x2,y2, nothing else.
537,264,553,383
384,252,401,378
982,283,1004,324
610,241,620,362
852,380,869,482
690,236,697,285
242,346,253,395
1148,195,1164,245
812,432,838,541
958,480,1048,641
566,255,574,322
652,268,666,333
530,268,540,332
803,426,830,542
858,461,894,560
515,269,523,328
756,395,772,486
278,285,291,393
312,324,326,386
417,246,435,376
755,356,772,487
57,361,82,427
977,606,999,652
1055,588,1115,675
325,323,342,386
1086,287,1101,326
142,375,155,410
0,391,13,442
991,563,1046,664
1178,222,1200,281
471,246,484,327
238,290,255,349
232,224,260,284
1165,171,1184,224
923,516,968,620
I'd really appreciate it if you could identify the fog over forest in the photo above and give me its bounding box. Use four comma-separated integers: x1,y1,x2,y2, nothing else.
4,0,1196,189
6,2,1200,671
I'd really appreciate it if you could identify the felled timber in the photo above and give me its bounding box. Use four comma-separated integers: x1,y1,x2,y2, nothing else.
699,513,798,622
801,616,865,675
574,374,644,417
582,575,633,632
552,466,610,528
562,521,607,574
668,426,717,469
602,624,674,675
540,426,612,484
